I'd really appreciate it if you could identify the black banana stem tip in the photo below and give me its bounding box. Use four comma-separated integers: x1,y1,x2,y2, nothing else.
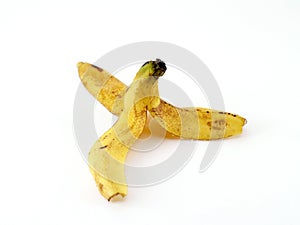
141,59,167,77
156,58,167,72
142,59,167,71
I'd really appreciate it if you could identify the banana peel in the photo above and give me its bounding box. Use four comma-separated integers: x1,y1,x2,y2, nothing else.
77,59,246,201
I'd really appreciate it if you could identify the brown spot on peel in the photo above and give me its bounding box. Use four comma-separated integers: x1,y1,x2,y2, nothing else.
91,64,104,72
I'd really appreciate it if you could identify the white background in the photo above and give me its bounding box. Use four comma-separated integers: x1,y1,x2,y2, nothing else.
1,0,299,225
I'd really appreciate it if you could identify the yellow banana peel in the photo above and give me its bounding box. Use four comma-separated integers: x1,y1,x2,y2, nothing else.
77,59,246,201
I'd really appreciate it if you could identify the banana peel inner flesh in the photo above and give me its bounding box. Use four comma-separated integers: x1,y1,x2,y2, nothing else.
77,60,247,201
